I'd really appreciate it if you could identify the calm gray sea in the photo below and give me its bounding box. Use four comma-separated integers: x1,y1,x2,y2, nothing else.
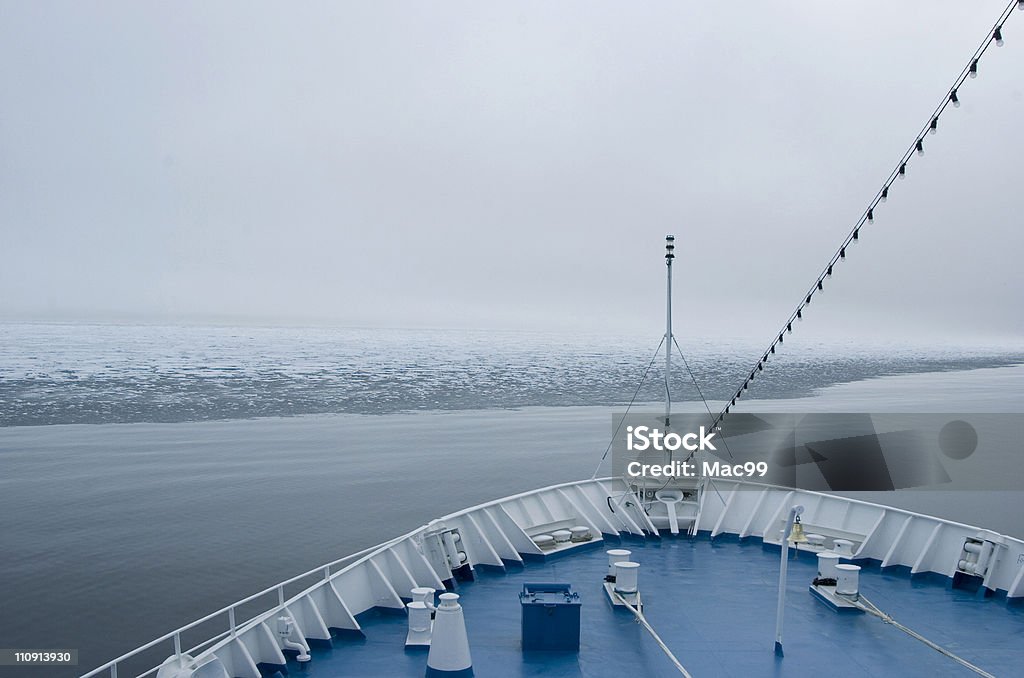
0,323,1021,677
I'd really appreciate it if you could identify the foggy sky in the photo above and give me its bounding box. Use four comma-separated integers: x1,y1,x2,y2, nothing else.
1,1,1021,342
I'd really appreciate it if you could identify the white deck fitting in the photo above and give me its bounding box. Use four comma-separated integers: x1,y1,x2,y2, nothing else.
808,585,863,613
81,477,1024,678
602,582,641,610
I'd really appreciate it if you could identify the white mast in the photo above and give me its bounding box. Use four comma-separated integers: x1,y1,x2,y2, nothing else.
664,234,675,428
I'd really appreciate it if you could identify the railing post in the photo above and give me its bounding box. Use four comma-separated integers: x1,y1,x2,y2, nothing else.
278,585,284,606
323,565,330,580
111,664,117,678
229,607,237,637
174,632,182,659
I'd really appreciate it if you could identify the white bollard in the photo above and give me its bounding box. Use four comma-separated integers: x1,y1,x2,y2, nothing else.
805,533,826,548
613,561,640,594
817,552,840,582
408,602,432,632
426,593,473,677
412,587,436,609
406,601,432,647
534,534,555,550
833,539,855,557
835,564,861,597
606,549,631,576
570,525,592,542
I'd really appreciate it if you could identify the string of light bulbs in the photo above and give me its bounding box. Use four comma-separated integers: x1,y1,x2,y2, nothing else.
710,0,1022,430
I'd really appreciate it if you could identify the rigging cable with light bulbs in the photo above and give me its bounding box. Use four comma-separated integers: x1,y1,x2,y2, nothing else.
706,0,1022,431
590,1,1019,480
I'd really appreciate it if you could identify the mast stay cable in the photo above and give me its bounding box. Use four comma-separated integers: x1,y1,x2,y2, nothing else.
591,336,666,479
709,0,1022,430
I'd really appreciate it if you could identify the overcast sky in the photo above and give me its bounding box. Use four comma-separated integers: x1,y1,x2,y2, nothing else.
1,1,1021,342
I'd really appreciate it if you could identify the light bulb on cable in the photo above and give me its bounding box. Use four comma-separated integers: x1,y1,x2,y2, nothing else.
930,117,938,135
950,89,960,107
899,163,906,179
995,26,1004,46
916,139,924,156
970,59,978,78
881,186,889,202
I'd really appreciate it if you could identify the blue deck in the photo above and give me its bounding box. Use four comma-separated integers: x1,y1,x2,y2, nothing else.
272,536,1023,677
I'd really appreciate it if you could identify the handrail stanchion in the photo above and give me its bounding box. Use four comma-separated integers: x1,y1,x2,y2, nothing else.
229,607,236,637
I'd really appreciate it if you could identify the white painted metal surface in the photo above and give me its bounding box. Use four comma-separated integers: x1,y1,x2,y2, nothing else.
80,476,1024,678
426,593,472,675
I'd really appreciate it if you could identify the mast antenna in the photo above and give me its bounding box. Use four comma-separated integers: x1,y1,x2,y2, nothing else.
664,234,675,428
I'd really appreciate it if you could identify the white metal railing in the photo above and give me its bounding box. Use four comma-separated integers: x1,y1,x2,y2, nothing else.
78,534,409,678
79,477,620,678
81,475,1024,677
702,477,998,534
